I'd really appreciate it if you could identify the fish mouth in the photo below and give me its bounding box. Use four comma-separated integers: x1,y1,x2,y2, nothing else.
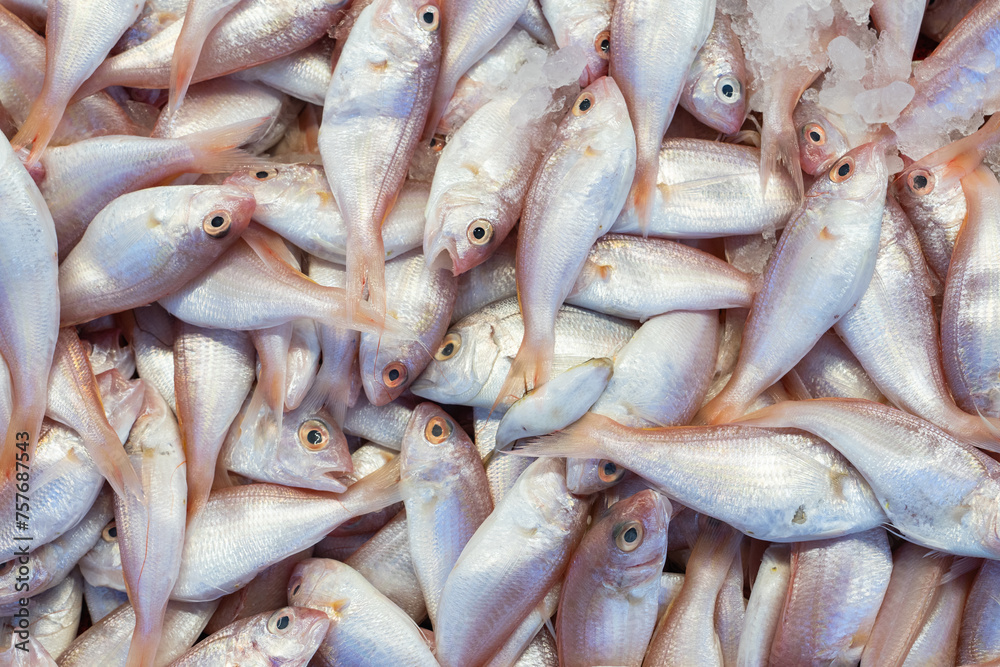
426,237,458,276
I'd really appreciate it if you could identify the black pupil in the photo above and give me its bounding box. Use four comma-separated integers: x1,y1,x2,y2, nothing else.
307,429,323,445
255,171,269,179
276,616,289,630
210,216,224,228
441,342,454,356
292,585,300,596
108,526,117,538
809,130,822,142
838,163,850,177
603,461,616,476
431,424,443,437
472,226,486,239
600,39,609,52
624,527,637,543
721,83,734,97
913,174,928,189
388,368,400,381
579,98,591,111
423,10,434,22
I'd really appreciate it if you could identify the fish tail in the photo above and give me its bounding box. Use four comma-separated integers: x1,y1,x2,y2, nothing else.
340,455,402,517
493,334,554,412
760,114,804,200
510,413,611,458
125,619,162,667
166,25,207,117
86,421,145,504
696,381,754,425
182,117,270,173
630,163,656,236
1,401,45,483
11,88,67,164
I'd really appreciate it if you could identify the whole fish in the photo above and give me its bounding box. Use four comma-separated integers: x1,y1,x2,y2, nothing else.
166,0,243,114
942,165,1000,418
318,0,441,328
287,559,438,666
736,544,790,667
700,144,888,424
400,403,492,625
58,185,255,326
958,560,1000,665
516,414,886,541
678,12,747,135
738,399,1000,559
539,0,612,86
435,458,591,667
11,0,142,162
0,133,59,485
411,297,636,407
556,489,669,667
499,76,635,400
165,607,328,666
609,0,715,230
115,383,187,667
610,138,799,239
768,529,892,665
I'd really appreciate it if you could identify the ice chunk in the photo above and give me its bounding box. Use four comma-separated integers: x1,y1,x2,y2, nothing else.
853,80,915,125
827,36,866,80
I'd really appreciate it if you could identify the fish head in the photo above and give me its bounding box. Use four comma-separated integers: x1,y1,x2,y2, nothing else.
276,400,354,493
593,489,671,589
358,335,428,406
78,521,123,589
246,606,331,664
560,76,634,149
287,560,360,625
809,141,888,207
684,51,746,135
225,164,330,218
400,402,470,482
891,154,967,232
546,14,610,87
83,329,136,378
181,185,256,248
410,323,498,405
372,0,442,59
94,370,146,441
794,101,850,176
424,192,507,276
566,457,625,495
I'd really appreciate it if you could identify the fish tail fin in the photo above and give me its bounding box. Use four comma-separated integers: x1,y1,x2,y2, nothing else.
493,335,553,412
340,455,402,517
509,412,612,458
760,114,804,200
696,381,754,425
1,400,46,483
125,620,162,667
181,117,270,173
11,89,68,164
630,163,656,236
166,18,214,117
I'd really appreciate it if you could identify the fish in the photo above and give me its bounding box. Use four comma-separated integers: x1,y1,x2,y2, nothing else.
539,0,612,86
452,233,517,323
306,257,360,425
791,331,886,403
498,76,635,401
737,399,1000,559
287,559,438,666
609,0,715,230
514,414,886,541
166,0,243,114
958,560,1000,665
400,403,492,625
342,397,418,451
434,458,591,667
679,12,747,135
556,489,669,667
78,519,124,592
285,318,320,410
736,544,790,667
921,0,980,42
516,0,555,47
230,38,334,107
58,185,255,327
899,562,978,667
793,100,852,177
700,143,888,423
0,568,83,660
83,582,130,624
120,306,177,412
318,0,441,328
11,0,143,162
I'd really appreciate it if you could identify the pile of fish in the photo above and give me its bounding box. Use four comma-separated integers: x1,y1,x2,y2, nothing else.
2,0,1000,664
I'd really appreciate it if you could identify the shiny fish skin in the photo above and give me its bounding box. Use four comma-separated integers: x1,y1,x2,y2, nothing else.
556,490,669,667
942,165,1000,419
540,0,611,86
166,0,243,114
284,319,320,410
516,0,555,48
230,39,334,107
411,297,636,407
123,307,177,413
11,0,142,162
9,568,83,659
502,76,635,397
400,403,492,625
566,233,756,320
318,0,441,328
517,415,885,541
701,143,888,423
483,583,560,667
58,185,254,327
78,524,124,592
679,12,746,135
900,564,977,667
768,529,892,666
610,138,798,238
737,544,790,667
83,582,129,625
475,407,535,504
306,257,360,424
609,0,715,230
452,233,517,323
792,331,886,403
959,560,1000,665
738,399,1000,559
342,397,417,450
287,559,437,667
435,458,590,667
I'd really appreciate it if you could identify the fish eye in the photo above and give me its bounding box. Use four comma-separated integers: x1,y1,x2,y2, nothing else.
573,92,595,116
429,134,446,151
715,76,741,104
0,561,12,576
907,168,934,195
298,419,331,451
597,459,624,483
254,169,277,180
417,4,439,30
594,31,610,59
202,210,232,238
614,520,644,552
803,123,826,146
267,610,292,634
102,521,118,542
434,333,461,361
829,156,854,183
467,219,494,245
382,362,407,388
424,415,453,444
